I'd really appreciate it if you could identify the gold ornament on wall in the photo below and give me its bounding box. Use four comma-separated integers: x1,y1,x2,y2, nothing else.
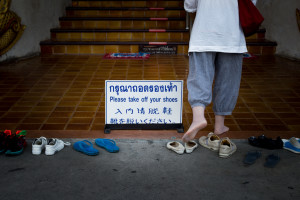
0,0,25,55
297,9,300,32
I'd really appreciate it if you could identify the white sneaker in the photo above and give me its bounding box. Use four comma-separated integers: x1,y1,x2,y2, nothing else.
32,137,47,155
167,141,185,154
185,141,198,153
219,137,237,158
45,138,70,155
199,132,220,152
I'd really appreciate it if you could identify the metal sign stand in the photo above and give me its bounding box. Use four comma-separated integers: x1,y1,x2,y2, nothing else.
104,124,184,134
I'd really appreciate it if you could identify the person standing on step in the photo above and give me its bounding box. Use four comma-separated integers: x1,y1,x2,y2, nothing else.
182,0,257,142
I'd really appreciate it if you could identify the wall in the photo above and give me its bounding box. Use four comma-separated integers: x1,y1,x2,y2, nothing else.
0,0,71,62
257,0,300,59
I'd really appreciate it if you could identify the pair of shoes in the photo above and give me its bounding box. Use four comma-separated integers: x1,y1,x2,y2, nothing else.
283,137,300,153
0,130,27,156
264,153,280,168
248,135,283,149
0,131,9,153
243,150,262,165
73,139,119,156
282,137,300,154
95,138,119,153
244,151,280,168
32,137,71,155
199,132,237,158
73,140,99,156
166,141,198,154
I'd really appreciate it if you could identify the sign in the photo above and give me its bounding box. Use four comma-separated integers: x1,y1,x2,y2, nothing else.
105,80,183,126
139,45,177,55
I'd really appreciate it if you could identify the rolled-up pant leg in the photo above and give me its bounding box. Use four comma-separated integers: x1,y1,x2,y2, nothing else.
212,53,243,115
187,52,216,108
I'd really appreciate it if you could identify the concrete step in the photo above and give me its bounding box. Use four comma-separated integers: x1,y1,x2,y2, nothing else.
40,40,189,55
66,7,185,18
71,0,183,8
246,39,277,55
50,28,266,42
59,17,186,29
246,28,266,40
50,29,189,42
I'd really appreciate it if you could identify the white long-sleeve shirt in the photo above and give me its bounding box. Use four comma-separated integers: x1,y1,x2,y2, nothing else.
185,0,257,53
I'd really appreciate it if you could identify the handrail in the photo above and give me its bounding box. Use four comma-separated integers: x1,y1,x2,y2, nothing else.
186,12,196,35
186,12,189,29
297,8,300,32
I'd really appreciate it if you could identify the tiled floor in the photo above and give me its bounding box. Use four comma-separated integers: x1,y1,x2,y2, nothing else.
0,55,299,139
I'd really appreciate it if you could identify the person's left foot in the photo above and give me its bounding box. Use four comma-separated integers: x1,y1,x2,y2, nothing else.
182,119,207,143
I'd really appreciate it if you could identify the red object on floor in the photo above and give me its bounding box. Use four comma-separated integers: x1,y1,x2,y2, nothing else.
103,53,150,60
4,130,12,135
150,18,168,21
149,42,167,45
149,8,165,10
149,29,166,32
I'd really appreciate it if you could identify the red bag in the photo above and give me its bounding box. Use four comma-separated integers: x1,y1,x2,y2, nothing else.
238,0,264,36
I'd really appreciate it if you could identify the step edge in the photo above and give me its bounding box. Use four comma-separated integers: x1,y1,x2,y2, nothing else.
51,29,189,32
72,0,183,2
59,17,185,21
66,7,184,10
40,41,189,45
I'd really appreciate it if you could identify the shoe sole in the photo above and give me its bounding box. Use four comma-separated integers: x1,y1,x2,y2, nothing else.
32,151,42,155
185,145,198,153
32,146,44,155
199,140,219,152
166,146,184,154
219,147,237,158
45,151,56,155
185,148,196,153
283,147,300,154
5,148,23,156
45,145,64,155
73,147,99,156
95,142,119,153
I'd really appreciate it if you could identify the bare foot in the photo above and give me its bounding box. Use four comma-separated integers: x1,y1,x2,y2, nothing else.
214,125,229,135
182,119,207,143
214,115,229,135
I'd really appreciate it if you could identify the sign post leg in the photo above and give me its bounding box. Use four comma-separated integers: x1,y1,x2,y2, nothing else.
177,124,184,133
104,125,111,134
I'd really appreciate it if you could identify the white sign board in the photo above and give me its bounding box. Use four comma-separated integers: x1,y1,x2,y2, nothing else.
105,80,183,125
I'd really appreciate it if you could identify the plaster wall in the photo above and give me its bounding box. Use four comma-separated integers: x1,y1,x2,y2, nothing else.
0,0,71,62
257,0,300,59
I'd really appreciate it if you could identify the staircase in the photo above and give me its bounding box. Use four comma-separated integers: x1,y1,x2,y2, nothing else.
40,0,276,55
